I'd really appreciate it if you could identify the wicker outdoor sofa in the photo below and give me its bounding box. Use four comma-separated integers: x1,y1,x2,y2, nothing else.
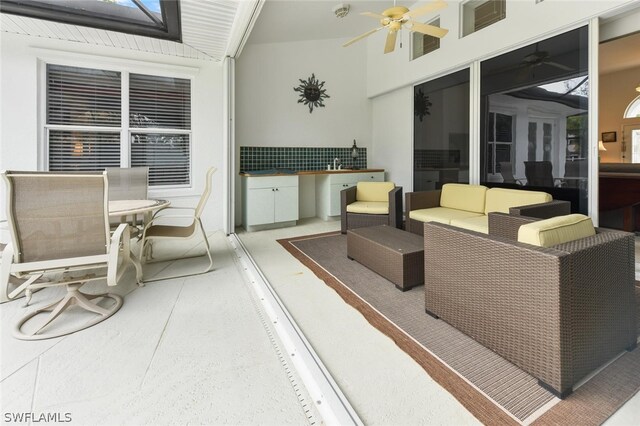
405,184,571,235
423,213,637,398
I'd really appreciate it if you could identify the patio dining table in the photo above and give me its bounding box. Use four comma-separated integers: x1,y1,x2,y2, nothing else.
108,199,170,286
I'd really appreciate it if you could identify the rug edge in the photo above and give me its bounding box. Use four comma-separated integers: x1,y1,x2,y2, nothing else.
278,234,518,426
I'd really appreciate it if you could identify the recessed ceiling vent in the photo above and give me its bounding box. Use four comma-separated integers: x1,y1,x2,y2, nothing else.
333,3,350,18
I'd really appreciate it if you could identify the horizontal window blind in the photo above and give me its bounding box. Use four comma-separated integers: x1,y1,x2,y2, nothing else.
131,133,190,186
47,65,121,126
46,65,192,187
130,74,191,129
49,130,121,171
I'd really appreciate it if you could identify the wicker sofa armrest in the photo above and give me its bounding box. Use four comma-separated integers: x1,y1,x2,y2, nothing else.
424,221,637,397
340,186,357,234
405,190,441,234
388,186,403,229
509,199,571,218
488,212,540,240
405,190,442,211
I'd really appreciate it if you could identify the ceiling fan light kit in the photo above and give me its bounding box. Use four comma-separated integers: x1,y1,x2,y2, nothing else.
343,0,449,54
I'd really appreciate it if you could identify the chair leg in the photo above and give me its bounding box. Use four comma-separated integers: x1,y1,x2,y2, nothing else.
141,222,214,283
1,245,14,303
13,283,123,341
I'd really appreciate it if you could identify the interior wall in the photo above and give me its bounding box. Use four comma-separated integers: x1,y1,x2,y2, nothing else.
0,32,225,240
234,38,372,225
599,66,640,162
371,86,413,202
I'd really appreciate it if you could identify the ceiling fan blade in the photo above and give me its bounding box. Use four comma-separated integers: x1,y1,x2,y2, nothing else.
407,21,448,38
545,60,574,71
403,0,447,19
343,27,384,47
384,31,397,54
361,11,387,20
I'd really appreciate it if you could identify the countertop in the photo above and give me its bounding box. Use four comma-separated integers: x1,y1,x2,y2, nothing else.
239,169,384,177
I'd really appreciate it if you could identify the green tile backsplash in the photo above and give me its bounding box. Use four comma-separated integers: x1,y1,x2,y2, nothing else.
240,146,367,172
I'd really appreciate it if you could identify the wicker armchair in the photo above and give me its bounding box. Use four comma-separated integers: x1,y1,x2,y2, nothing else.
340,182,402,234
423,213,637,398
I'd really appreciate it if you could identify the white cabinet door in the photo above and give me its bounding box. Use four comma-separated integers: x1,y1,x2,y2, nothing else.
246,188,275,226
274,186,299,223
329,183,354,217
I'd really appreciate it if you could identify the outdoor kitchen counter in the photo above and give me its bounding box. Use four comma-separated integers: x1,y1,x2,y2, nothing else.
239,169,384,177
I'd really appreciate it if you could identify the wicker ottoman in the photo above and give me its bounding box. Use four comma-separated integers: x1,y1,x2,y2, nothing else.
347,225,424,291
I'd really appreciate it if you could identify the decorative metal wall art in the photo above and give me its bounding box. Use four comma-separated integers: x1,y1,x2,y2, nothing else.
294,73,330,113
414,88,432,122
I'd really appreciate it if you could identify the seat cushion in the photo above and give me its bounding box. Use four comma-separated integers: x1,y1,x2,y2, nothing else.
484,188,552,214
450,215,489,234
440,184,487,214
409,207,484,225
517,214,595,247
356,182,395,202
346,201,389,215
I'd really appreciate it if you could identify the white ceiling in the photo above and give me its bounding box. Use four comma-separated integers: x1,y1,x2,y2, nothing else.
247,0,395,45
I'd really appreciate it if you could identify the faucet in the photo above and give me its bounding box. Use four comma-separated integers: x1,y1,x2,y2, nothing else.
333,158,341,170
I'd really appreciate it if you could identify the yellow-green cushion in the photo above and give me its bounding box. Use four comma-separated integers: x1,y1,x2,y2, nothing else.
409,207,484,225
484,188,552,214
440,184,487,214
356,182,395,202
450,216,489,234
517,214,595,247
346,201,389,215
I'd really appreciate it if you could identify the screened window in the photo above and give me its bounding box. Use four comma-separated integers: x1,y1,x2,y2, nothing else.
412,18,441,61
462,0,506,37
46,64,192,187
1,0,181,41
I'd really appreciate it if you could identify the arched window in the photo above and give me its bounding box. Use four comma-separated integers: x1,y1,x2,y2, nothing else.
624,95,640,118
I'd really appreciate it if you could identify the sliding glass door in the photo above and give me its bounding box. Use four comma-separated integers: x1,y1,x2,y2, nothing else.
480,26,589,213
413,69,470,191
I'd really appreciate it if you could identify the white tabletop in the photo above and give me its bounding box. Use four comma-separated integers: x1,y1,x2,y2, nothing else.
108,199,170,216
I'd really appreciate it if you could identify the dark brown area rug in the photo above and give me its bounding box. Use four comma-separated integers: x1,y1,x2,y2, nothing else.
278,232,640,426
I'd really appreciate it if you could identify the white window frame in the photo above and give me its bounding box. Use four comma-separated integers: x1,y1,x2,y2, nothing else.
37,50,198,197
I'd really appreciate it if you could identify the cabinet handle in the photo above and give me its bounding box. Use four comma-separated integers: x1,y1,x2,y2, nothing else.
275,188,279,191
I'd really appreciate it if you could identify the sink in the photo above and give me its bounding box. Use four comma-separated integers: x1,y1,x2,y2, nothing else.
327,169,352,172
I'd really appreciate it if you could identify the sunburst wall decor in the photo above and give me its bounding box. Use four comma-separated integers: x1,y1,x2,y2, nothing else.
293,73,330,113
414,88,432,122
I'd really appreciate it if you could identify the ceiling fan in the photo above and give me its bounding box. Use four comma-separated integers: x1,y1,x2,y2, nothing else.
343,0,449,54
522,43,573,72
515,43,574,80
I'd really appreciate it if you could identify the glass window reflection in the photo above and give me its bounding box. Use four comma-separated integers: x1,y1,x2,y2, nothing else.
480,27,589,213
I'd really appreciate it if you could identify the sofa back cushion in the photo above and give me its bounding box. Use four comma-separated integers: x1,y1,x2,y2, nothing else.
485,188,551,214
517,214,596,247
440,184,487,214
356,181,395,202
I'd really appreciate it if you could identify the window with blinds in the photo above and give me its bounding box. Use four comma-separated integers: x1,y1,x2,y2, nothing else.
47,64,121,171
45,64,192,187
129,74,191,186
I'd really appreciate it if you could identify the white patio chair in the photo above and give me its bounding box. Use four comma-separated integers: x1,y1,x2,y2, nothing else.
139,167,216,282
106,167,149,231
0,170,140,340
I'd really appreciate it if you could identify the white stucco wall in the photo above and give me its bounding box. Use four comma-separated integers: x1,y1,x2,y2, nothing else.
234,38,373,224
0,32,225,240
